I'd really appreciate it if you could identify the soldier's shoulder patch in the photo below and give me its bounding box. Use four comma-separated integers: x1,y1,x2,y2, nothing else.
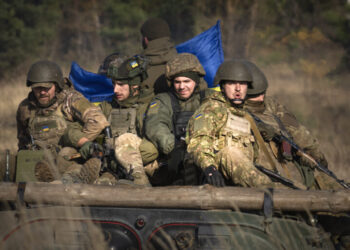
130,60,139,68
149,101,158,108
194,113,203,120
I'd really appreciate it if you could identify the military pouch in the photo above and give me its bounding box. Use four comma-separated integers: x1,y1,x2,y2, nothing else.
15,150,46,182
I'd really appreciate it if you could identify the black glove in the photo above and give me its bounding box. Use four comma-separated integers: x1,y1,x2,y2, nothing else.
79,141,103,160
167,146,186,175
203,165,226,187
256,122,276,141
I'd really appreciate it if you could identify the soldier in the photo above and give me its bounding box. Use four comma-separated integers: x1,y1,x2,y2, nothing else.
98,56,159,186
243,60,341,189
144,53,212,185
186,60,284,188
140,17,178,94
16,60,109,183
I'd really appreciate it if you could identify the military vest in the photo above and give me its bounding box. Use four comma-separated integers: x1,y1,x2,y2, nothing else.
168,91,205,144
28,104,68,149
108,107,137,138
216,109,256,160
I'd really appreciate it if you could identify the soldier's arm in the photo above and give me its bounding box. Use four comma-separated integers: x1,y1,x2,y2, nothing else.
267,97,328,166
64,91,109,146
16,100,31,150
144,94,174,155
186,101,224,170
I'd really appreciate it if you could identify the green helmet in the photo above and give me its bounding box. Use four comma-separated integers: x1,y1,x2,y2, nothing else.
26,60,65,89
244,61,268,95
213,60,252,87
166,53,205,81
107,55,148,86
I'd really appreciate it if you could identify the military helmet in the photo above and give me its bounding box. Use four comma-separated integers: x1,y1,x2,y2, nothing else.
244,61,268,95
166,53,205,82
26,60,65,89
213,60,252,87
107,55,148,86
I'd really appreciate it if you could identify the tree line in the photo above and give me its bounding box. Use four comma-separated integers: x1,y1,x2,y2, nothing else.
0,0,349,79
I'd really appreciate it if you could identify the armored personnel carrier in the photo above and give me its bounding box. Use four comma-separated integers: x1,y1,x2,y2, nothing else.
0,181,349,249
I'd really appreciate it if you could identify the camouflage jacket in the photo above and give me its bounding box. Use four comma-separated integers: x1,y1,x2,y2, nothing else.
145,87,213,156
186,91,249,170
244,96,328,167
16,88,109,150
141,37,178,94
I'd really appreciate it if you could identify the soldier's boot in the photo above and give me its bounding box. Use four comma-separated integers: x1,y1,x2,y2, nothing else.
61,164,83,184
96,172,117,186
130,165,151,186
79,158,102,184
61,158,101,184
35,160,55,182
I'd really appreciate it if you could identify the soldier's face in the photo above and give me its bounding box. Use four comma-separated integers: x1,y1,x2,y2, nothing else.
32,84,56,105
173,76,196,99
113,80,130,101
222,81,248,105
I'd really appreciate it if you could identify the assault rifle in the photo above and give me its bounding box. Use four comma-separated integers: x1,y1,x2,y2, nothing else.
100,126,134,181
255,164,300,189
250,112,350,189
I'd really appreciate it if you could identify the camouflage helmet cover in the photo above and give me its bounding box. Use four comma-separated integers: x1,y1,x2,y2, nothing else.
165,53,205,82
244,61,268,95
26,60,65,89
107,56,148,86
213,60,252,87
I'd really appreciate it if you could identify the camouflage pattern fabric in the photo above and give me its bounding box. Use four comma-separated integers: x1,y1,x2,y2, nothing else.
245,96,342,190
114,133,150,186
186,91,280,188
17,87,109,150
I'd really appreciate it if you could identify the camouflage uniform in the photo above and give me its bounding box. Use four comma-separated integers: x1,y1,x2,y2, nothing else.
99,90,156,186
16,60,109,183
243,59,339,189
144,53,212,185
186,91,274,187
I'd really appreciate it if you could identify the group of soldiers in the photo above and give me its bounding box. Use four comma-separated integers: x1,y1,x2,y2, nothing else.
15,17,344,190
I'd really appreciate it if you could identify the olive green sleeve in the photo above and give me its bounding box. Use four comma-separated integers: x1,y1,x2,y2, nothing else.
16,99,31,150
144,94,174,155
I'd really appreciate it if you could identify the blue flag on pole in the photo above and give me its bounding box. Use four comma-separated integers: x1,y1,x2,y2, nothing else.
176,20,224,88
69,62,114,102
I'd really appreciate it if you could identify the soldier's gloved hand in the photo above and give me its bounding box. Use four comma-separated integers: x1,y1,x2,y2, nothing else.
257,122,276,141
79,141,103,160
203,165,226,187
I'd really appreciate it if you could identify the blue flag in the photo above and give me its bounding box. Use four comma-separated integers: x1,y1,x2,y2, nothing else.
69,62,114,102
176,20,224,88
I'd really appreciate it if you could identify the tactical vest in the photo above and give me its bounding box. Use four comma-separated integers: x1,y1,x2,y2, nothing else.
217,110,256,160
108,107,137,138
168,91,205,144
28,104,68,148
